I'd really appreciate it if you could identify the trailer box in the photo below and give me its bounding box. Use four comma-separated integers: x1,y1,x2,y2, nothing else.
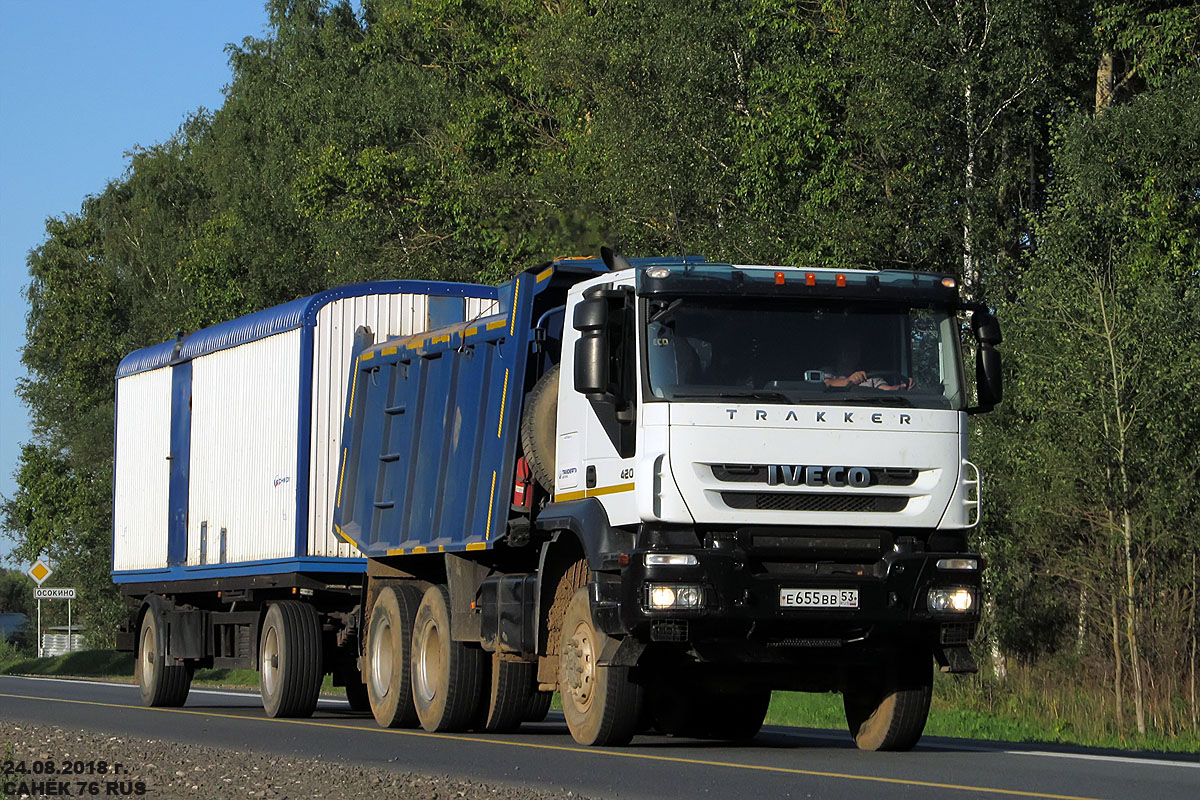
112,282,497,585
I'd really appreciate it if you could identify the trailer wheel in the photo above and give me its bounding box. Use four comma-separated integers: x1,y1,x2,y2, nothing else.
259,601,323,719
136,609,192,707
520,364,558,491
366,584,423,727
653,684,770,741
842,650,932,751
411,585,485,732
559,587,643,746
478,655,534,732
525,689,553,722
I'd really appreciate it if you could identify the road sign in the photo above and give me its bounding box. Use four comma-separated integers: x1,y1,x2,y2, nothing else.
27,560,53,585
35,587,76,600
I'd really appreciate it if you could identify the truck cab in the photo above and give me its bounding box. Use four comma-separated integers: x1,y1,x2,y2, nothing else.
533,256,1000,748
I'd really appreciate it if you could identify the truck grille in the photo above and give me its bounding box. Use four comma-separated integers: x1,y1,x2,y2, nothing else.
720,492,909,513
712,464,919,487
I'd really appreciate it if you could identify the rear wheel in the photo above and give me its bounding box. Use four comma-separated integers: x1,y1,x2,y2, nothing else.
843,650,932,751
559,587,643,746
136,609,191,707
366,584,423,728
479,655,534,732
525,689,553,722
411,585,486,732
259,601,323,718
344,673,370,712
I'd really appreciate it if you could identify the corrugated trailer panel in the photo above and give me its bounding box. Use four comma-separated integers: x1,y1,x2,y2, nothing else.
188,329,301,565
307,292,428,559
113,280,501,583
112,368,173,571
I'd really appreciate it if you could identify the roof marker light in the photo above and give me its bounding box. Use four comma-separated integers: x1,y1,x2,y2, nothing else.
836,274,847,287
941,277,957,288
774,271,785,285
805,273,816,286
645,267,671,279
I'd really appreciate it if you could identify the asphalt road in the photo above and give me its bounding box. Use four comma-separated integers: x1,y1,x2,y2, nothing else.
1,675,1196,800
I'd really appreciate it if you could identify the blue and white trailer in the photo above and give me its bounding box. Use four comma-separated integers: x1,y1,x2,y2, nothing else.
113,281,496,712
119,251,1002,750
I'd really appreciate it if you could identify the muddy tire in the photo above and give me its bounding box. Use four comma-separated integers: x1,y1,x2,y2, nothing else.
411,585,486,732
520,365,559,491
366,584,423,727
136,609,192,708
843,650,932,751
525,689,553,722
259,601,323,718
479,655,534,733
559,587,643,746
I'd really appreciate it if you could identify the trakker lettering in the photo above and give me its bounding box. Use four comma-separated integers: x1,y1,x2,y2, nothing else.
768,464,872,487
725,408,913,425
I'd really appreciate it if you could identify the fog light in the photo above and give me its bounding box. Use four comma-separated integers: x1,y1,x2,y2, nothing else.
928,587,975,613
646,583,706,610
645,553,698,566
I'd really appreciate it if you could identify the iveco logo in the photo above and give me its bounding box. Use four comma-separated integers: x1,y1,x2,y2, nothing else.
768,465,872,488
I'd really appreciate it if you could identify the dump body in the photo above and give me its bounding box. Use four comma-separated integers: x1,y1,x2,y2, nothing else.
333,264,597,557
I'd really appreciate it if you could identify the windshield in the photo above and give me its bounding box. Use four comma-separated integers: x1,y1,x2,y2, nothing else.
644,297,965,409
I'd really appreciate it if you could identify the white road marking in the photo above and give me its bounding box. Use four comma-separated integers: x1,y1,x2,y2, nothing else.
1010,750,1200,770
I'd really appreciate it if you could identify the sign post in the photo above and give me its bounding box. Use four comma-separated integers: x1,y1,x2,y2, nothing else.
27,561,54,657
33,586,78,656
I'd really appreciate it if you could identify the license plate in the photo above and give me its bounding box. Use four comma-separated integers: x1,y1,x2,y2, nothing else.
779,588,859,609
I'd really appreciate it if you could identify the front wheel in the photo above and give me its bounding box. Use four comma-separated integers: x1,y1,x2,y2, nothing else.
842,650,932,751
559,587,643,746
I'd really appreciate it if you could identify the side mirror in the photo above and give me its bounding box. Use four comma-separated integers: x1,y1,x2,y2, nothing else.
573,299,610,398
968,311,1002,413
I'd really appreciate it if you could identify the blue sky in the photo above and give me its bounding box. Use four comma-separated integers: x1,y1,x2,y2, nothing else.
0,1,271,565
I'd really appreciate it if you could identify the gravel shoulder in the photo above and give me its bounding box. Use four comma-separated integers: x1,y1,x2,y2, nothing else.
1,721,591,800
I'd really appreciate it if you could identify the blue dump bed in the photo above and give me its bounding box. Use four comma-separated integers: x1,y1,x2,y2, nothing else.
333,262,598,557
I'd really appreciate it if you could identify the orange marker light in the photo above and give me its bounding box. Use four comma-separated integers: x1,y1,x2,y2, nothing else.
774,271,785,285
941,277,957,288
805,273,816,286
836,274,847,287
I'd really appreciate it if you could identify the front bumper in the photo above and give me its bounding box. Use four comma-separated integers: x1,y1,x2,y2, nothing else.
594,545,981,653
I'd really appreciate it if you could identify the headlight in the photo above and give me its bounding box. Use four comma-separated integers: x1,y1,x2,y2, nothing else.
645,583,706,610
928,587,975,613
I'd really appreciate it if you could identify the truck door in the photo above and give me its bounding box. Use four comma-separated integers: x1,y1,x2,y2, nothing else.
557,283,639,526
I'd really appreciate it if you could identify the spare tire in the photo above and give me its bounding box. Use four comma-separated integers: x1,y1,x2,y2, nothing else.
520,365,559,491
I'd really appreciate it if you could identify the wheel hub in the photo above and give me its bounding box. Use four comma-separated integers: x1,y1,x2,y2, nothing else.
370,617,393,698
564,622,594,711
